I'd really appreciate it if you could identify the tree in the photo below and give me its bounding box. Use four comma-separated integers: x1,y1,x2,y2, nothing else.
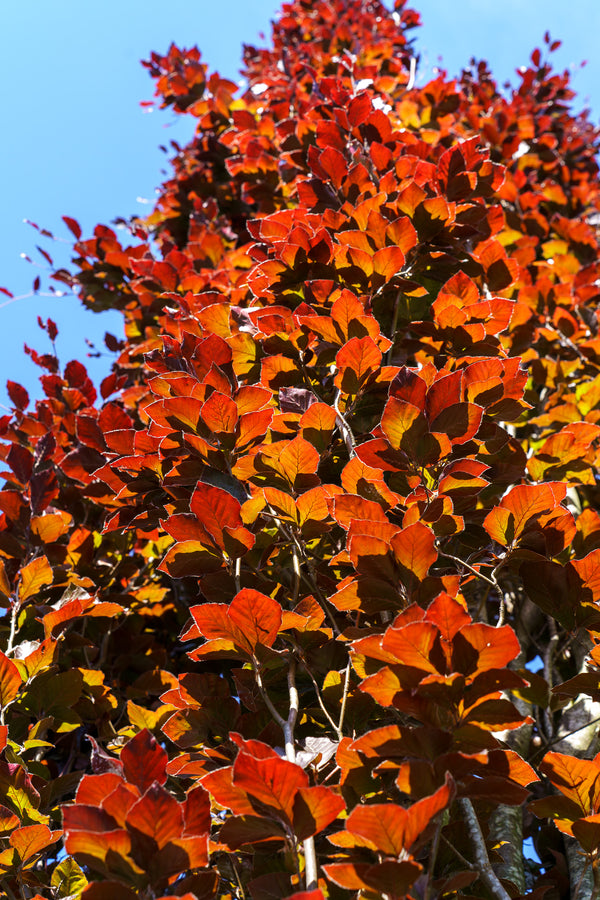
1,0,600,897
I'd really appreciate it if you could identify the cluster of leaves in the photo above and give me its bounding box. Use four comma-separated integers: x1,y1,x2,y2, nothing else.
1,0,600,897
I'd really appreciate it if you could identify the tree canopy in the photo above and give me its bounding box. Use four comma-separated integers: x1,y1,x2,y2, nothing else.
1,1,600,898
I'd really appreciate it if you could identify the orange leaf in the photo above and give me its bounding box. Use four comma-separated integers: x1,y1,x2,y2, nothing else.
293,786,345,840
0,651,22,708
9,824,61,864
391,522,437,581
18,556,53,603
380,398,422,450
540,752,600,817
345,777,452,854
125,783,183,848
381,622,440,674
201,391,238,433
279,437,320,487
335,337,382,394
227,589,283,651
234,751,308,824
484,482,566,546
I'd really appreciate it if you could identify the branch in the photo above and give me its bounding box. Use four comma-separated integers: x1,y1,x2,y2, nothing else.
333,389,356,458
253,662,286,730
337,662,352,737
458,798,512,900
283,657,299,763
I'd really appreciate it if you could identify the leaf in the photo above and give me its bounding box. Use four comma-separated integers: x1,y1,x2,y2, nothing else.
218,814,287,849
233,751,308,824
227,589,283,651
63,216,82,239
344,777,453,855
539,752,600,817
0,651,22,708
9,823,62,864
484,483,566,547
81,883,138,900
292,786,345,840
391,522,437,582
121,729,168,793
334,337,382,394
278,437,320,488
18,556,53,602
201,391,238,433
184,589,282,658
125,783,183,848
51,857,88,897
158,541,223,577
453,623,521,674
425,593,470,641
380,622,440,674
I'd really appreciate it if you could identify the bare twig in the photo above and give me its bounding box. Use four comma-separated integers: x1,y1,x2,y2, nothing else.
6,598,19,656
458,798,511,900
337,662,352,737
333,389,356,458
425,816,444,900
406,55,417,92
253,662,286,730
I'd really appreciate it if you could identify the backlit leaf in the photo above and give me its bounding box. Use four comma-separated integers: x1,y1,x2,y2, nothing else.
121,729,167,793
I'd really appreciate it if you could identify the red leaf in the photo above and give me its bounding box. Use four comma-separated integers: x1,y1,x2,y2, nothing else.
120,729,167,793
6,381,29,410
62,216,82,239
425,593,470,641
227,589,283,650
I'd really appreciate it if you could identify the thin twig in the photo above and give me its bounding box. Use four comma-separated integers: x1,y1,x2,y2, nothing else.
406,55,417,92
441,833,475,870
266,506,341,636
333,389,356,458
385,289,402,365
543,616,559,740
253,662,286,729
283,657,299,763
458,797,511,900
573,857,592,900
337,662,352,738
6,598,19,656
291,545,301,605
425,817,444,900
300,659,341,736
437,546,498,589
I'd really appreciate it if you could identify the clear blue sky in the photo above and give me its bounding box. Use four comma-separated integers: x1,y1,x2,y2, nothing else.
1,0,598,409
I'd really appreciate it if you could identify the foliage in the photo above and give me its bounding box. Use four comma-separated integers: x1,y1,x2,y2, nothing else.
1,1,600,897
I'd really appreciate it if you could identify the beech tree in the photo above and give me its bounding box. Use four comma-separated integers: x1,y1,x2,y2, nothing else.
2,1,600,897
